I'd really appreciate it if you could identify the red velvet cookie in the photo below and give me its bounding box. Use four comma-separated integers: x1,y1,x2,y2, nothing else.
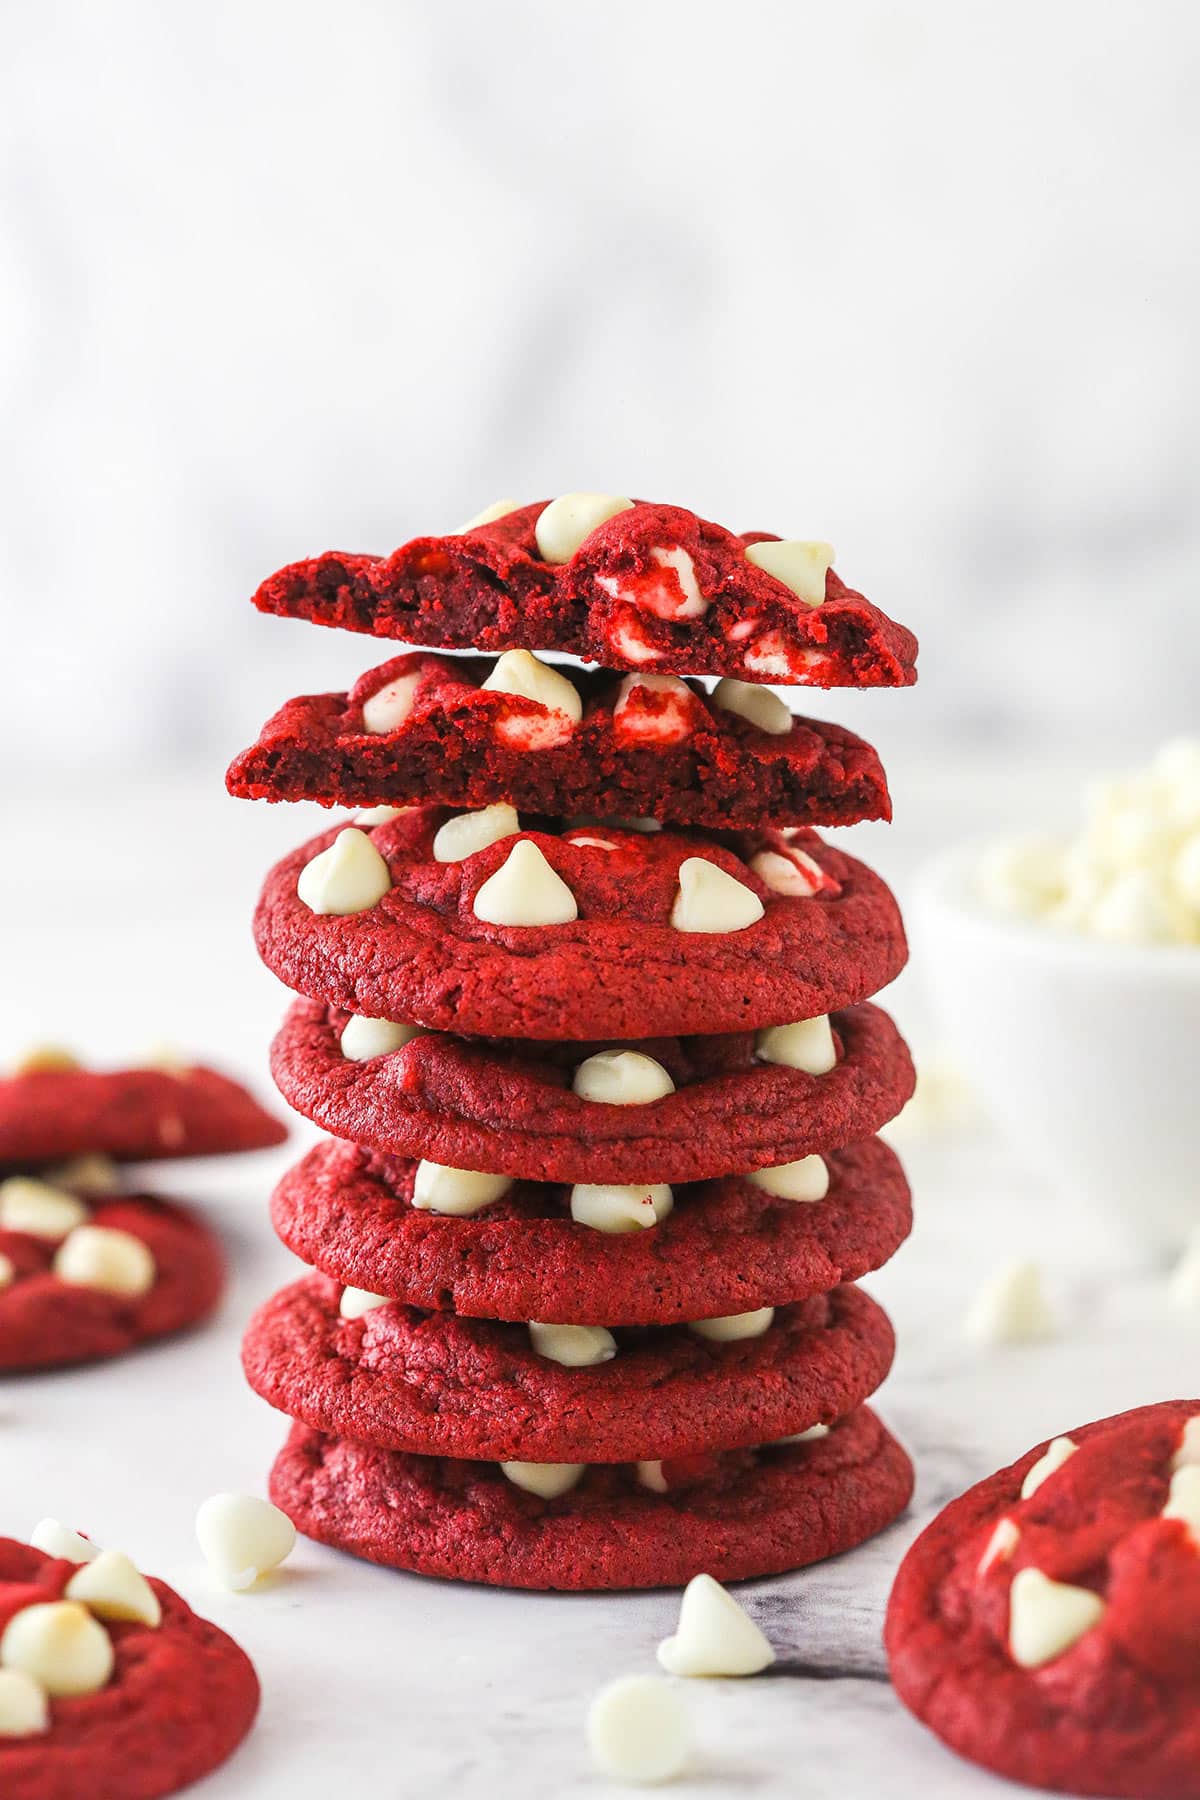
254,812,907,1040
270,999,913,1182
227,651,892,829
886,1399,1200,1800
243,1277,893,1463
0,1191,225,1371
0,1537,258,1799
271,1404,913,1590
271,1134,911,1324
251,500,918,688
0,1059,285,1168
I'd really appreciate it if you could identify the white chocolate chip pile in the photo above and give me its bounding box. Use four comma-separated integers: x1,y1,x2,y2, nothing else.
976,739,1200,945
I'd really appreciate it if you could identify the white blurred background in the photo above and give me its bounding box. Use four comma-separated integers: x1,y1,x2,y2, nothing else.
1,0,1197,1058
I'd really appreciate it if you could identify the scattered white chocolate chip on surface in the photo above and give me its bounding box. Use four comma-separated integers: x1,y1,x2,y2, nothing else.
0,1602,114,1697
636,1460,669,1494
671,857,764,934
0,1667,49,1737
688,1307,775,1343
749,847,824,897
412,1162,513,1217
500,1461,586,1499
745,1155,829,1202
587,1673,692,1786
432,803,520,864
534,493,633,564
755,1015,836,1075
964,1261,1055,1346
339,1014,422,1061
1020,1435,1077,1499
65,1551,161,1628
482,650,583,725
10,1046,81,1076
1162,1465,1200,1543
54,1227,156,1298
978,1516,1020,1574
339,1287,391,1320
570,1183,673,1233
296,828,392,916
456,497,520,532
196,1493,296,1591
528,1321,618,1368
712,677,792,736
361,670,422,735
1172,1415,1200,1471
472,840,578,927
0,1178,89,1242
29,1520,99,1564
1008,1567,1104,1669
744,538,834,607
572,1049,676,1106
657,1572,775,1678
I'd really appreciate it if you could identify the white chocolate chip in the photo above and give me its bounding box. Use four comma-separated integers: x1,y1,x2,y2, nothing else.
749,847,825,897
528,1321,618,1367
965,1261,1055,1346
54,1227,156,1299
688,1307,775,1343
432,803,521,864
0,1178,89,1242
567,836,618,851
1008,1567,1104,1669
597,546,708,623
195,1493,296,1592
745,1155,829,1202
534,493,633,564
1020,1435,1077,1500
755,1016,836,1075
482,650,583,727
499,1461,586,1499
0,1254,13,1291
10,1046,81,1076
587,1674,692,1786
456,497,520,532
296,828,392,916
46,1154,120,1195
978,1517,1020,1574
412,1162,513,1217
570,1183,673,1233
0,1603,114,1698
774,1423,830,1445
65,1550,161,1628
612,672,696,744
744,539,834,607
339,1287,391,1320
354,804,413,826
606,611,664,665
712,677,792,736
361,671,422,735
636,1460,669,1493
657,1572,776,1677
472,840,578,927
572,1050,676,1106
339,1014,422,1061
671,857,765,934
1162,1465,1200,1545
1171,1415,1200,1471
29,1520,100,1564
0,1667,49,1738
741,632,800,679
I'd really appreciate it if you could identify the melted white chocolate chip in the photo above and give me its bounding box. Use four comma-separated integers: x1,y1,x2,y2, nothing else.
361,670,422,734
1020,1436,1076,1500
1008,1567,1104,1669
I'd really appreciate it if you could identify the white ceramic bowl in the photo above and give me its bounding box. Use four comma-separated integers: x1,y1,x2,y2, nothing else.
916,844,1200,1258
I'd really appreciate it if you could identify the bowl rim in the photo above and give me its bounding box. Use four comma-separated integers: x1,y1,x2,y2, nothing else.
916,841,1200,982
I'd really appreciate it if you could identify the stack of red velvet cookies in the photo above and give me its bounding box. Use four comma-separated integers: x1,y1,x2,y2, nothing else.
230,494,919,1590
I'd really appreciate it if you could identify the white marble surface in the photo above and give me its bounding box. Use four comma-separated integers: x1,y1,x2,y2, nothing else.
2,770,1196,1794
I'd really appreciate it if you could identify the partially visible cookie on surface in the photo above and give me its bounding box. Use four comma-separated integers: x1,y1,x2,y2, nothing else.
0,1534,258,1799
886,1399,1200,1799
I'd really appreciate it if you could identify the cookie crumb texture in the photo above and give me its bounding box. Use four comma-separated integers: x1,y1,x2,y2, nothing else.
251,501,918,688
254,813,907,1039
0,1063,285,1168
886,1399,1200,1799
0,1195,224,1371
0,1538,258,1800
227,651,892,829
270,1406,913,1590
